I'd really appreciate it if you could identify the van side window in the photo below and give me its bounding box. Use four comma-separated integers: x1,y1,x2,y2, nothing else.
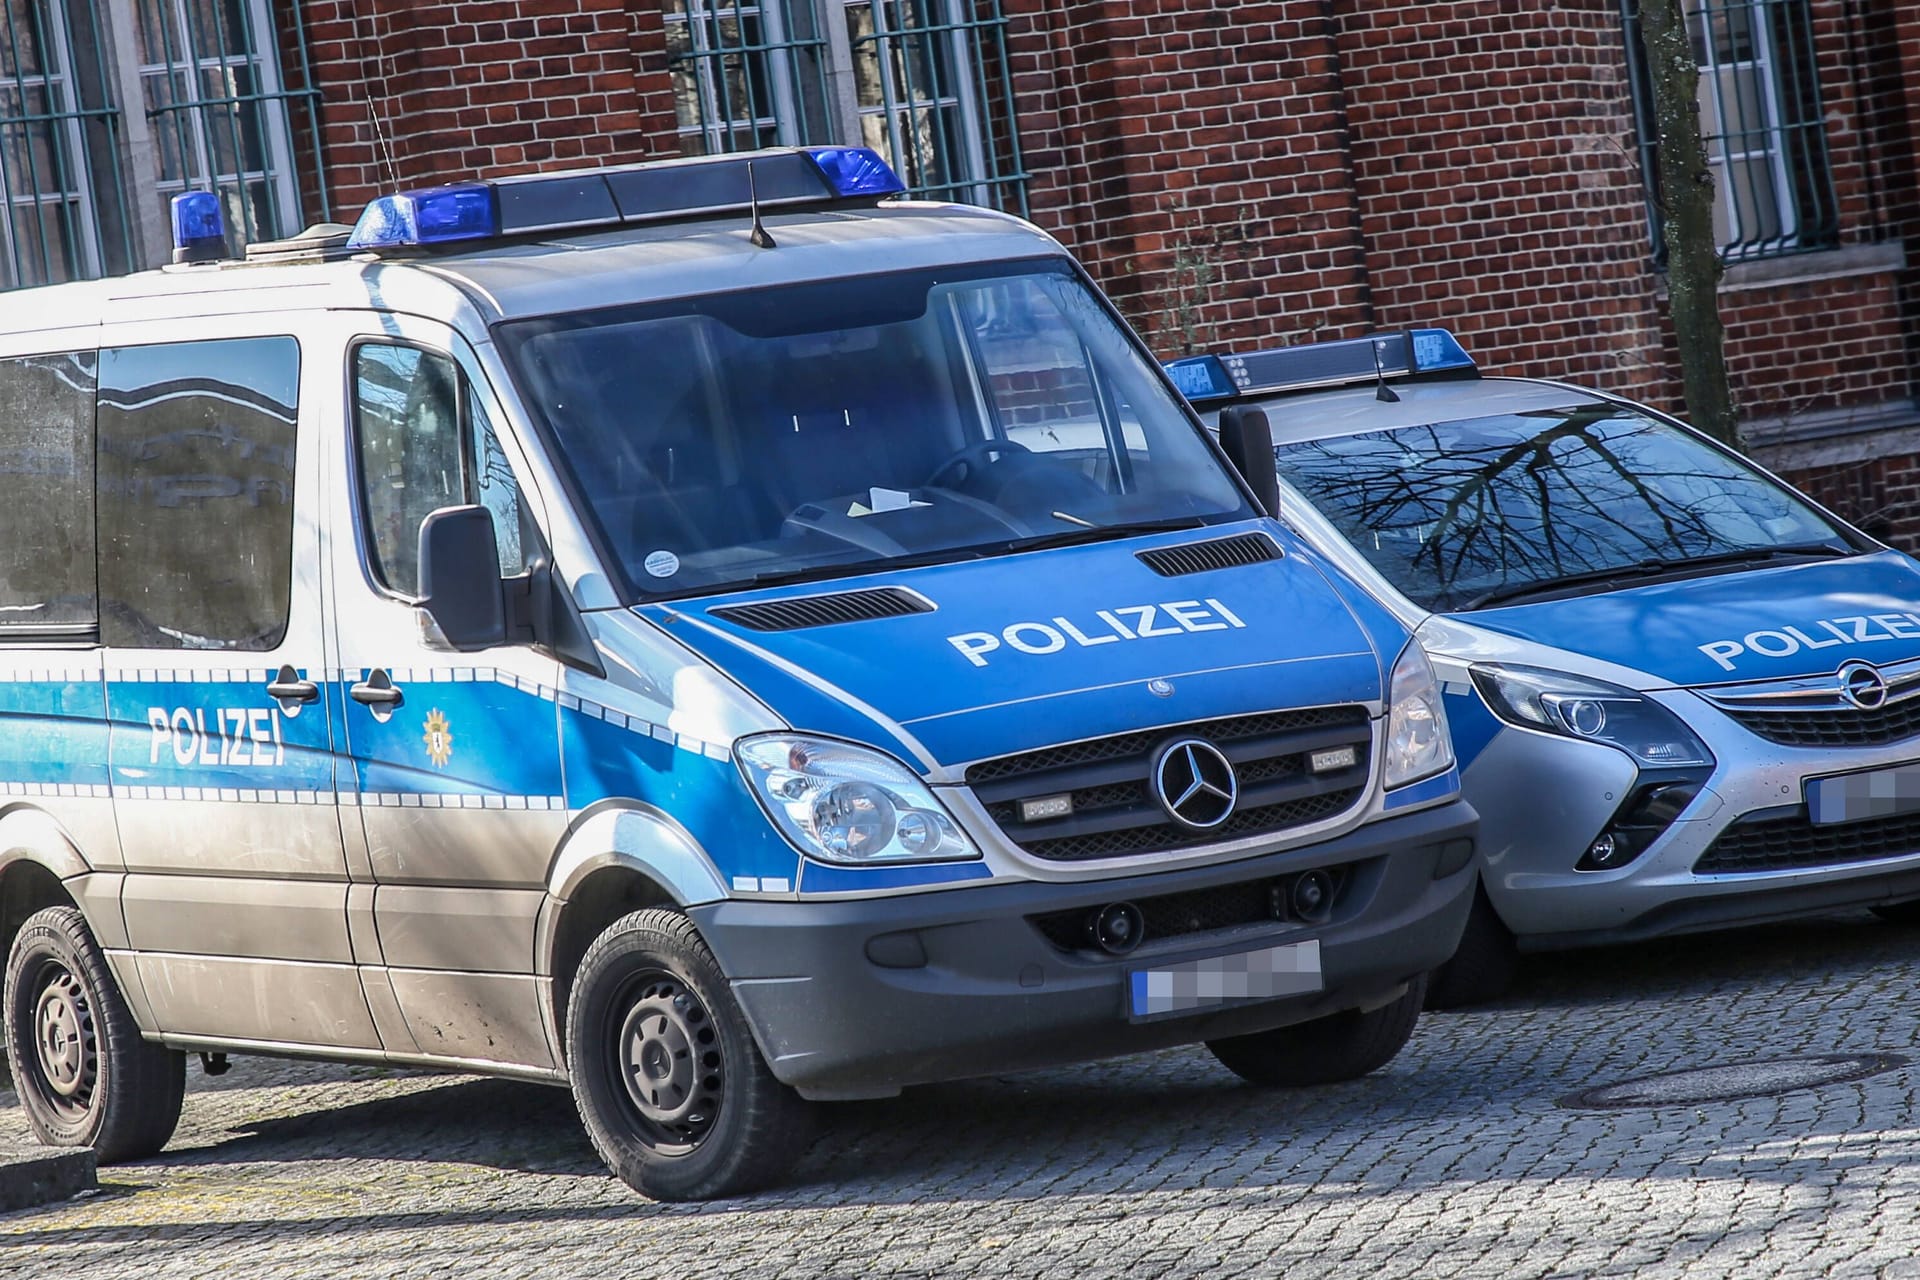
351,343,531,598
96,337,300,651
0,352,98,635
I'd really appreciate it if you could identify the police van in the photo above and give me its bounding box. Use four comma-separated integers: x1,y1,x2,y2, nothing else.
1171,332,1920,1006
0,149,1475,1200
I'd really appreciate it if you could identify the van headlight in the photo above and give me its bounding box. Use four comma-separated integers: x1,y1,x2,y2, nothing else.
1385,643,1454,788
1469,664,1714,768
736,735,981,865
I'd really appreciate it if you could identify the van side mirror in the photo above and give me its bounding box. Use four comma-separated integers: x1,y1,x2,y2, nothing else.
1218,405,1281,518
417,505,508,650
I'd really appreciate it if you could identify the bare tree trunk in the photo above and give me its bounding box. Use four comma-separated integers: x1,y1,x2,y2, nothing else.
1639,0,1741,448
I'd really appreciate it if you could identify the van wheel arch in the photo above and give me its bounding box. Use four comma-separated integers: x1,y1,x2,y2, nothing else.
0,858,78,959
550,867,680,1046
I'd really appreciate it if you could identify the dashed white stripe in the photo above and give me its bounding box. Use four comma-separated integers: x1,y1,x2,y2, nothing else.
0,781,110,798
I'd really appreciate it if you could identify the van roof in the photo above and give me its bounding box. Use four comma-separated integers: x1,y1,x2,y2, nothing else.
0,201,1066,337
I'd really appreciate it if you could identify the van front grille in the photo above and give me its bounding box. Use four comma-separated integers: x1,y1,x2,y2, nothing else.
966,708,1372,862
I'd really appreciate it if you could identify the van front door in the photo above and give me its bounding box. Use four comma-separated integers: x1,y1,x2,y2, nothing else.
99,328,377,1050
328,326,565,1070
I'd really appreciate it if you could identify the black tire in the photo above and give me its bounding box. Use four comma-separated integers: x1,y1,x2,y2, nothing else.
3,906,185,1161
564,908,811,1201
1424,884,1520,1010
1206,974,1426,1086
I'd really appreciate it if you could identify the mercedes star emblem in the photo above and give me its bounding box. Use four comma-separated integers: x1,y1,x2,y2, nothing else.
1150,738,1238,830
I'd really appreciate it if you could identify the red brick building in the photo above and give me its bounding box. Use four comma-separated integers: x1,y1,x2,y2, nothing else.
4,1,1916,537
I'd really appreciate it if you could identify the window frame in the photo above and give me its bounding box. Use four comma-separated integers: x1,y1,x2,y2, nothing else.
94,331,303,653
0,343,100,642
1619,0,1839,265
344,335,540,607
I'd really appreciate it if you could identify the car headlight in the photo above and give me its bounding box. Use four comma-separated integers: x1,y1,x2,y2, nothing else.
1469,663,1714,768
1385,643,1454,788
736,735,980,865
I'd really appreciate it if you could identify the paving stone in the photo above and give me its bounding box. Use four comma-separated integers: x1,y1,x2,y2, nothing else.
2,911,1919,1277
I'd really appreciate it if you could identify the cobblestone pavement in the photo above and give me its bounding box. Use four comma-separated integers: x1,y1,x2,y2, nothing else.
4,912,1920,1278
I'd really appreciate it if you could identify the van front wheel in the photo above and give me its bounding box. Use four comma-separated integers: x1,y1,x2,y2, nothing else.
565,908,810,1201
4,906,185,1161
1206,974,1426,1086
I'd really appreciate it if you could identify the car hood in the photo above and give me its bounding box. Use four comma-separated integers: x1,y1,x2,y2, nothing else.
638,522,1390,770
1455,550,1920,688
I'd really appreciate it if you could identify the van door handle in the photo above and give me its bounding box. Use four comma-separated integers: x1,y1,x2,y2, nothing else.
349,670,404,707
265,665,319,705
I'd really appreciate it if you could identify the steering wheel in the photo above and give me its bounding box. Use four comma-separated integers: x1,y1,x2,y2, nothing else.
924,439,1032,492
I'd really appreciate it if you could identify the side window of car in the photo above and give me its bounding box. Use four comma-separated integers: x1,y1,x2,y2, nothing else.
0,351,98,636
352,343,533,599
96,337,300,651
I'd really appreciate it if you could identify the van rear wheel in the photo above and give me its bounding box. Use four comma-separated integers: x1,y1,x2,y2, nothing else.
1206,975,1425,1086
565,908,811,1201
4,906,185,1161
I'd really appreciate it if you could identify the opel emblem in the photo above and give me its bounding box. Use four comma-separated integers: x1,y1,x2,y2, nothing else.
1150,738,1238,830
1838,660,1889,711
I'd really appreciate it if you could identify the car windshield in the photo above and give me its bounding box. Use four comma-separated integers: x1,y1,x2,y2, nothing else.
497,259,1251,600
1271,402,1854,612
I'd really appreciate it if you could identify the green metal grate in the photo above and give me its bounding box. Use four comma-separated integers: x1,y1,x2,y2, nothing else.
1621,0,1838,265
666,0,1027,215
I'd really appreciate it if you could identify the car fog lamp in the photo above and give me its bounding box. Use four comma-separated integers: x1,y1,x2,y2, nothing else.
814,782,896,858
1585,833,1621,867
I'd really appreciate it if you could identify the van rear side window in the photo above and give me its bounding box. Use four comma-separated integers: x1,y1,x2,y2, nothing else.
96,337,300,651
0,352,97,636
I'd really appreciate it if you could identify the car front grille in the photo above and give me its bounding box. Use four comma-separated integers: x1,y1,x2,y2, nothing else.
1695,808,1920,874
1724,702,1920,749
965,707,1372,862
1027,866,1354,953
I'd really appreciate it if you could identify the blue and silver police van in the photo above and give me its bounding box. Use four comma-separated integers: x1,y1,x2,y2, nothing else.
1172,332,1920,1006
0,148,1475,1200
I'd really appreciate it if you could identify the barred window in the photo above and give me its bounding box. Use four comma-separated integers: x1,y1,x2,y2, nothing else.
0,0,323,293
1622,0,1838,263
665,0,1028,213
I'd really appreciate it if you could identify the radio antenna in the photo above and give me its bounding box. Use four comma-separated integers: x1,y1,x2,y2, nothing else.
351,0,402,190
1371,337,1401,403
747,161,777,249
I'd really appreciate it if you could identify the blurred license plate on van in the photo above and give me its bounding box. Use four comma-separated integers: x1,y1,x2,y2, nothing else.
1806,762,1920,826
1127,940,1322,1019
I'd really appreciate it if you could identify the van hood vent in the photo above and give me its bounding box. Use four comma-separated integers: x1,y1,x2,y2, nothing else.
708,586,932,632
1136,532,1282,578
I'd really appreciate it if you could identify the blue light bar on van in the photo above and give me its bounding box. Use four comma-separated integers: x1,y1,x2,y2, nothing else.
342,148,907,253
347,185,499,250
170,190,227,263
1166,327,1478,400
806,146,906,197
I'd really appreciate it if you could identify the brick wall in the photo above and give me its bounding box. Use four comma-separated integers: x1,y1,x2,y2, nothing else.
292,1,674,221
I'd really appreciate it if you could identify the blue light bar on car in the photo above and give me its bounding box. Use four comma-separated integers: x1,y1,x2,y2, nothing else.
806,146,906,197
170,190,227,263
1166,328,1478,400
342,148,908,252
347,185,499,250
1163,354,1236,402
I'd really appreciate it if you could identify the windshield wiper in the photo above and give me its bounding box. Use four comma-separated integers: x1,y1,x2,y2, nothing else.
1458,541,1856,611
1001,516,1212,555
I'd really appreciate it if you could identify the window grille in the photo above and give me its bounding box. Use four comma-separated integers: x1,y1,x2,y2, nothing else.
667,0,1028,215
1622,0,1837,264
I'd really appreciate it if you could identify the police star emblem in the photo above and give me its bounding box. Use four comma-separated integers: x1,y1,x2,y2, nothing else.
423,709,454,768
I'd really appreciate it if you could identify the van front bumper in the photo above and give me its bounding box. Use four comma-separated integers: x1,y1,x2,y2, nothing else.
690,799,1476,1100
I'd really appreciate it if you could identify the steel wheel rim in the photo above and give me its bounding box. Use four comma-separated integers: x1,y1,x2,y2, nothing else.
609,970,724,1155
30,961,98,1121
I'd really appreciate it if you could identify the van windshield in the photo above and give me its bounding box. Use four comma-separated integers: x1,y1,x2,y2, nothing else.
497,259,1251,600
1272,403,1856,612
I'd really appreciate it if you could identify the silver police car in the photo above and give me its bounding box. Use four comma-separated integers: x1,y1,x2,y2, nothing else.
1173,331,1920,1005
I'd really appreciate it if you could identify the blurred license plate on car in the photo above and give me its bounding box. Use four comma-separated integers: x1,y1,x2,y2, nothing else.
1806,762,1920,826
1127,940,1322,1019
